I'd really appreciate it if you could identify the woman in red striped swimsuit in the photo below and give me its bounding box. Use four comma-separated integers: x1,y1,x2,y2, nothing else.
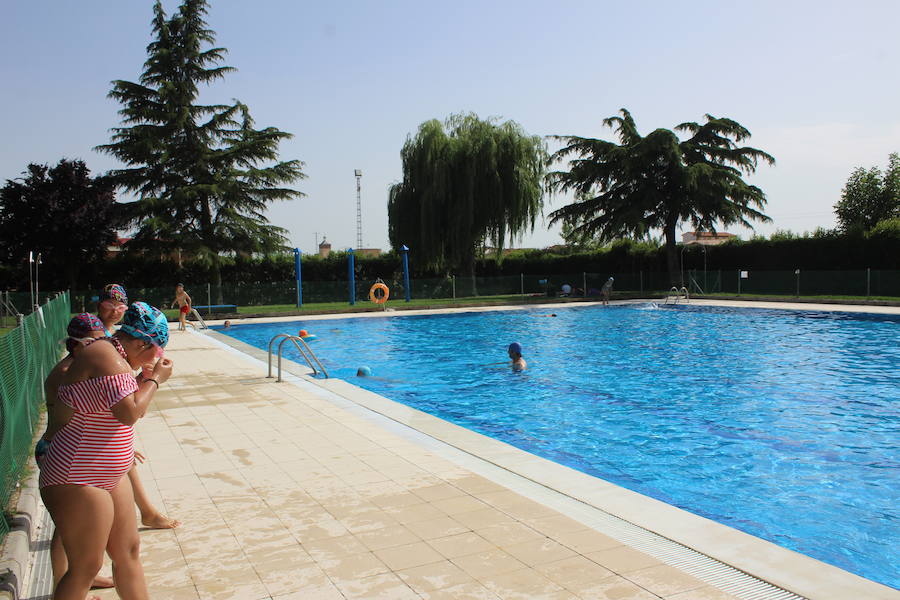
39,302,172,600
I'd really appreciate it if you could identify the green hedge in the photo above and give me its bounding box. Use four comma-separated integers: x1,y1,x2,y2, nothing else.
2,226,898,292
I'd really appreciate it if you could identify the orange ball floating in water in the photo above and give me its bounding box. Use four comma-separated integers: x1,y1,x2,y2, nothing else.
298,329,308,337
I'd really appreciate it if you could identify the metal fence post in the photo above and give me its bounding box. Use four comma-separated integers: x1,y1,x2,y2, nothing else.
582,272,587,297
451,275,456,299
348,249,356,305
639,270,643,293
401,245,411,302
737,270,741,295
866,268,871,298
520,273,524,297
795,269,800,297
294,248,303,307
207,283,212,316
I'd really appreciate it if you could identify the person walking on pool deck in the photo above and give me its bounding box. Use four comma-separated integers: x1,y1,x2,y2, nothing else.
39,302,173,600
600,276,614,306
170,283,194,331
508,342,527,371
97,285,181,531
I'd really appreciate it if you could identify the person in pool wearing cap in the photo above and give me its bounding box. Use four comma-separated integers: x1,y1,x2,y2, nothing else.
508,342,527,371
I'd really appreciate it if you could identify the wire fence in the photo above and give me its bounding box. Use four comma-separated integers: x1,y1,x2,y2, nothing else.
0,292,69,544
1,270,897,318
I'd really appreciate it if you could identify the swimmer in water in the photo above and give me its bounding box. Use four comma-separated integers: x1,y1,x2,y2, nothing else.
508,342,527,371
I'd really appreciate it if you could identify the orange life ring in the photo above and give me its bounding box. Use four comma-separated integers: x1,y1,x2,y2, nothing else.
369,282,389,304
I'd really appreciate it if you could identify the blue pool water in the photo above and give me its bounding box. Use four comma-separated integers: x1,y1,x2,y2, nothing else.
218,304,900,589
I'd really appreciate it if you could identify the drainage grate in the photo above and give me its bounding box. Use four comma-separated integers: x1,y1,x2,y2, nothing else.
572,504,807,600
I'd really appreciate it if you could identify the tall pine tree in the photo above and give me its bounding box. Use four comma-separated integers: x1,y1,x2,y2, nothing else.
97,0,305,297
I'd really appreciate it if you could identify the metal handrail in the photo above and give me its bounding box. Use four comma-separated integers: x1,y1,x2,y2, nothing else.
663,286,690,305
267,333,293,377
664,286,679,305
267,333,329,381
189,308,208,329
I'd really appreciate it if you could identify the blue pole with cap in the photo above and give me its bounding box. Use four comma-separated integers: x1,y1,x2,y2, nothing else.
293,248,302,307
348,249,356,305
401,245,411,302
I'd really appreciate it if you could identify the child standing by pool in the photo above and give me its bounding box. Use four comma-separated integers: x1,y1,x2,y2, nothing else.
171,283,194,331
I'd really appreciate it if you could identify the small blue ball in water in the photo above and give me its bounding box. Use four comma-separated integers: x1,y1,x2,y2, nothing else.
357,366,372,377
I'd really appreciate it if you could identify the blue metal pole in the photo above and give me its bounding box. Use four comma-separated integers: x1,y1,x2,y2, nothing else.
401,245,411,302
293,248,302,307
348,249,356,305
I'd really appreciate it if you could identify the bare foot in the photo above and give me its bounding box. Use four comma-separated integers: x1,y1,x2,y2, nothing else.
141,512,181,529
91,574,114,589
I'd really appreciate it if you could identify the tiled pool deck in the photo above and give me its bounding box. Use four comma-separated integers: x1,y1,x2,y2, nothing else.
25,300,900,599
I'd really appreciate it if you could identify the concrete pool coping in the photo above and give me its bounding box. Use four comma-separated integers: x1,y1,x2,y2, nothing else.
203,299,899,600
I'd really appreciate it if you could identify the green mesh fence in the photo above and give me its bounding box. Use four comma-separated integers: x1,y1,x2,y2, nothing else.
60,269,899,313
0,292,69,544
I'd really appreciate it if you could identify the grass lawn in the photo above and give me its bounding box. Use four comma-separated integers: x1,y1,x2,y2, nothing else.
172,294,569,320
694,292,900,302
163,291,899,322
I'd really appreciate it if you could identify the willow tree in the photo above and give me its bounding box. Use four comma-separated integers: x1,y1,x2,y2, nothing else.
547,109,774,286
96,0,305,298
388,114,547,287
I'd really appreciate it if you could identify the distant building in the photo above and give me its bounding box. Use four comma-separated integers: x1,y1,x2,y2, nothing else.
318,237,332,258
682,231,736,246
106,236,132,258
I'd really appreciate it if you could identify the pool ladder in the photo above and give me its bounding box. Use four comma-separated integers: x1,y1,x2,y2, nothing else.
189,308,209,329
266,334,329,380
664,286,690,305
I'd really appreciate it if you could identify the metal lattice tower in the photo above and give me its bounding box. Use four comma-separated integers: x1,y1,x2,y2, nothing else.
354,169,363,249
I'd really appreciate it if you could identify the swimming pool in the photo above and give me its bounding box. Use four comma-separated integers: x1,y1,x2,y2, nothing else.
218,304,900,589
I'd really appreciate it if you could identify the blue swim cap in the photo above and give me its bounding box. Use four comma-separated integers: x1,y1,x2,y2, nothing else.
508,342,522,355
120,302,169,347
357,366,372,377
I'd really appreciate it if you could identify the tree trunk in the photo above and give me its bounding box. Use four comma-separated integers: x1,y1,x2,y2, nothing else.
664,219,681,288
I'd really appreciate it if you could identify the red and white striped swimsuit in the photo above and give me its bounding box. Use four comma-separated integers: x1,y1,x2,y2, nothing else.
38,339,139,491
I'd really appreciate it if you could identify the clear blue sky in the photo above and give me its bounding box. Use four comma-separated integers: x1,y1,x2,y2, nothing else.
3,1,899,254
